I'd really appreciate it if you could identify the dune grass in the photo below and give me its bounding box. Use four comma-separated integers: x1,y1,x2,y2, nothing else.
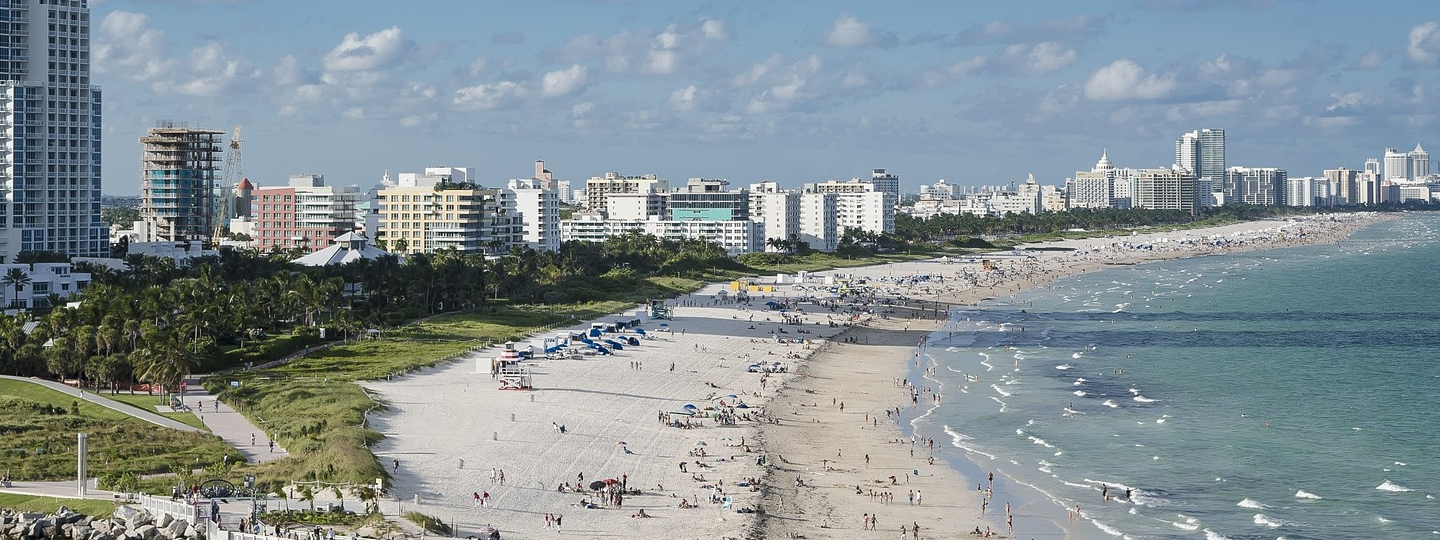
0,493,117,516
0,380,241,484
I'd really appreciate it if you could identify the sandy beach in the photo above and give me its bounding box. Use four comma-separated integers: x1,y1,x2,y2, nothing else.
362,213,1384,540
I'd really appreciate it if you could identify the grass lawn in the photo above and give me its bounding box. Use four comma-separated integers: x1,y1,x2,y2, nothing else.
0,493,117,516
99,392,210,431
0,379,243,484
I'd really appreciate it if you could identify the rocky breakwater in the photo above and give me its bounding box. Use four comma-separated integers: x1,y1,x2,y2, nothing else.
0,507,204,540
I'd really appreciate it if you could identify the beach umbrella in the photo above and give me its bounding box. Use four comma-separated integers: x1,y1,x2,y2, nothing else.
695,441,708,446
683,403,698,411
604,478,619,485
588,480,606,490
737,404,750,409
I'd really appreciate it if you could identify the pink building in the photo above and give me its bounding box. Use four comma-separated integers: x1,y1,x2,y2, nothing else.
250,175,360,253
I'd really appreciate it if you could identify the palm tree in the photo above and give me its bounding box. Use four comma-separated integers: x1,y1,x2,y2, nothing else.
2,268,31,308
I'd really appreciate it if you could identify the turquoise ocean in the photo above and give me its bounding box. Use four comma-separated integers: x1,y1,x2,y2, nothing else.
911,214,1440,539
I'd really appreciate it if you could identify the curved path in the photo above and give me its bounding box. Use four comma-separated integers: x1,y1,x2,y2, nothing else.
0,375,200,432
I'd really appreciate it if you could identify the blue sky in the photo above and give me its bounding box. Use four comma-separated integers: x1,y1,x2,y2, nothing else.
92,0,1440,194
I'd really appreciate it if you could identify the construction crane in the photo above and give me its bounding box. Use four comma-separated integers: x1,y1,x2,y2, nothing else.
214,125,244,241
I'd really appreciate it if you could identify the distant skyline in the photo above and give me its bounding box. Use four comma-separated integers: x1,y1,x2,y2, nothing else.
94,0,1440,194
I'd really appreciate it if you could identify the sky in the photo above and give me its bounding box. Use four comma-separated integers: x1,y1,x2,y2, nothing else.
91,0,1440,195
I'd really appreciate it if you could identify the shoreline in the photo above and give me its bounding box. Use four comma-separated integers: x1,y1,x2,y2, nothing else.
363,213,1390,540
750,212,1391,540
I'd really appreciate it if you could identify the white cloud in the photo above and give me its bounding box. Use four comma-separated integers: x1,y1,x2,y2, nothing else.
669,84,702,111
1407,22,1440,64
453,80,522,110
914,56,986,89
540,64,588,98
323,26,414,72
745,56,822,114
451,64,587,110
826,14,875,48
701,18,730,42
1083,59,1176,101
273,55,315,86
343,107,366,120
1040,84,1082,113
399,113,438,129
1002,42,1077,74
92,11,172,81
558,20,728,76
734,55,783,86
157,41,262,97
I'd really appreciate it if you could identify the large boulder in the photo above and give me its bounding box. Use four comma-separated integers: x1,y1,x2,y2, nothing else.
134,524,159,540
111,508,138,524
125,511,153,531
154,515,172,530
163,519,187,540
71,524,92,539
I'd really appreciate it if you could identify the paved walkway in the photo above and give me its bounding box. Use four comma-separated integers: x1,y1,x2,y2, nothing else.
0,479,116,501
0,375,200,433
176,386,288,464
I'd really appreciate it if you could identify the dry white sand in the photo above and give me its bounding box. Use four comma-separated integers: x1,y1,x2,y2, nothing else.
364,213,1385,540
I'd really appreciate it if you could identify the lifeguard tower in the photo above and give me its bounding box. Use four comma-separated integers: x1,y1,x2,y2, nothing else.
494,342,533,390
649,301,673,320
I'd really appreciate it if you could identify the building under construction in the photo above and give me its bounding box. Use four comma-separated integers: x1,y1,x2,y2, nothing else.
139,121,224,242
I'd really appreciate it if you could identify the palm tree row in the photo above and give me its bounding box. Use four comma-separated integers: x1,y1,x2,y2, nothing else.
0,234,738,388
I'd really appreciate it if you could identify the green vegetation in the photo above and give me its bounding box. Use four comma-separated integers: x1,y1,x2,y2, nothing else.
403,511,451,536
0,493,117,515
263,509,368,527
0,379,241,483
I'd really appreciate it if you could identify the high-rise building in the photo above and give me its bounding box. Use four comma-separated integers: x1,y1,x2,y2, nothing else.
583,172,667,214
1175,129,1225,195
1066,171,1112,209
502,177,560,252
668,178,749,221
803,179,896,234
1323,168,1359,204
748,181,800,252
1134,169,1196,213
1409,144,1429,179
1384,148,1409,182
248,175,360,253
0,0,106,260
376,167,521,255
867,169,900,201
138,122,223,242
1364,158,1381,177
1226,167,1287,206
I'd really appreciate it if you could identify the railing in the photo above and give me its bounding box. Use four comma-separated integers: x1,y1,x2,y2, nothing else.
133,493,204,523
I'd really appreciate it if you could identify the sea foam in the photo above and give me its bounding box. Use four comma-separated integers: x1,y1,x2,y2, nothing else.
1376,480,1414,492
1294,490,1322,499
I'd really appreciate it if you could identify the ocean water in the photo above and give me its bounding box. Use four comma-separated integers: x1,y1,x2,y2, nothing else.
914,214,1440,540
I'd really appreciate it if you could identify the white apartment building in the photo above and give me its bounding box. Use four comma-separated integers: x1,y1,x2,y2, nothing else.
1285,177,1326,207
0,0,108,260
748,181,800,252
1134,169,1196,213
0,262,90,310
560,213,761,255
502,178,560,252
1225,167,1287,206
376,167,522,255
1067,171,1112,209
584,172,667,213
804,179,896,232
798,192,839,251
919,179,957,200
